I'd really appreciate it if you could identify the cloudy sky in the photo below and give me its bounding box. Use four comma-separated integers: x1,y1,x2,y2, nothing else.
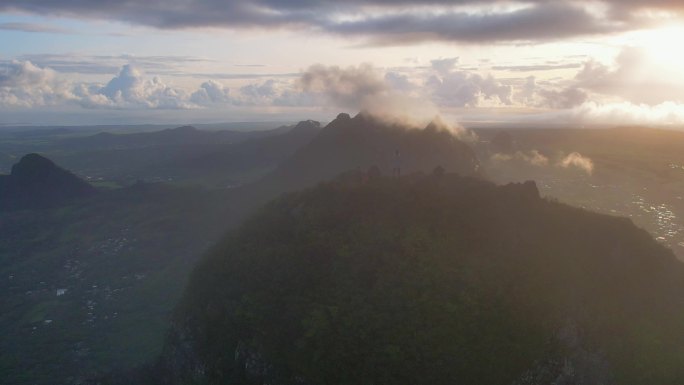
1,0,684,126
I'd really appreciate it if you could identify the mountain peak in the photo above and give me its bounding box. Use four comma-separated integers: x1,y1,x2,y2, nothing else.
1,154,96,211
335,112,351,121
291,120,321,133
260,111,481,194
11,153,60,179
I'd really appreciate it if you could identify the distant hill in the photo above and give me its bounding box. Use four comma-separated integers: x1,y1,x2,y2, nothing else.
152,173,684,385
0,153,96,210
38,123,313,186
167,120,321,185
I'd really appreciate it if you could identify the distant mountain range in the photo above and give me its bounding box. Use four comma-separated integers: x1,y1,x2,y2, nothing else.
164,120,321,185
57,124,286,150
241,112,481,204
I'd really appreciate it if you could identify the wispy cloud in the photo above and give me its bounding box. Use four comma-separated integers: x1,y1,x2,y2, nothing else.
0,22,72,34
12,53,215,75
492,63,583,72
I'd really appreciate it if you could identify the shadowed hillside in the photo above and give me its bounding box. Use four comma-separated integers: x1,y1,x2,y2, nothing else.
151,173,684,385
0,154,96,211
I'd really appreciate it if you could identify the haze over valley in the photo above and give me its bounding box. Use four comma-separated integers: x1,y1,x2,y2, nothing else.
3,1,684,384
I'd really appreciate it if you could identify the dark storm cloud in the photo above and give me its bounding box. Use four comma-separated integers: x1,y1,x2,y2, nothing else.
0,1,681,43
325,3,625,44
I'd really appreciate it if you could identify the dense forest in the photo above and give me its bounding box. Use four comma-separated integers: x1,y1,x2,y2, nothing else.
121,172,684,385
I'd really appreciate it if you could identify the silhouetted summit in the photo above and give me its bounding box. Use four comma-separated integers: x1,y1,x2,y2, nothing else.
0,153,96,210
335,112,351,121
260,112,480,192
289,119,321,134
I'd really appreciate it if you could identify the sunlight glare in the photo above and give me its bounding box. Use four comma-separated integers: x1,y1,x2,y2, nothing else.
631,25,684,77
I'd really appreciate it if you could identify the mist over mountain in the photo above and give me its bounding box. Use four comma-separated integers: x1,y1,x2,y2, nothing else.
0,153,96,210
243,112,481,201
146,173,684,385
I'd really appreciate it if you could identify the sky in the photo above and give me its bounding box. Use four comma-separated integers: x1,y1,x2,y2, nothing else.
1,0,684,127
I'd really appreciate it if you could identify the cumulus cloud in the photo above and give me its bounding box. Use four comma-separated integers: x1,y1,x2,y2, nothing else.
515,76,588,109
0,60,313,112
558,152,594,175
427,64,512,108
0,1,679,44
575,47,684,105
5,53,684,128
537,86,589,109
492,149,594,174
190,80,231,105
298,64,387,109
430,57,459,76
84,64,194,109
384,72,415,92
0,60,73,107
298,63,443,125
0,61,199,110
491,150,550,167
572,101,684,125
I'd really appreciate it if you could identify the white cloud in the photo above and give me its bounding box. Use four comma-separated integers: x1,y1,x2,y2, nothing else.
0,60,74,107
430,57,460,76
298,63,440,124
426,60,513,108
4,52,684,129
558,152,594,174
491,149,594,175
491,150,550,166
190,80,231,105
298,64,387,110
515,76,588,109
575,47,684,105
90,65,194,109
572,101,684,125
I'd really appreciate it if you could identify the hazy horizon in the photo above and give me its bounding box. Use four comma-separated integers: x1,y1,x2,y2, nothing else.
2,1,684,127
